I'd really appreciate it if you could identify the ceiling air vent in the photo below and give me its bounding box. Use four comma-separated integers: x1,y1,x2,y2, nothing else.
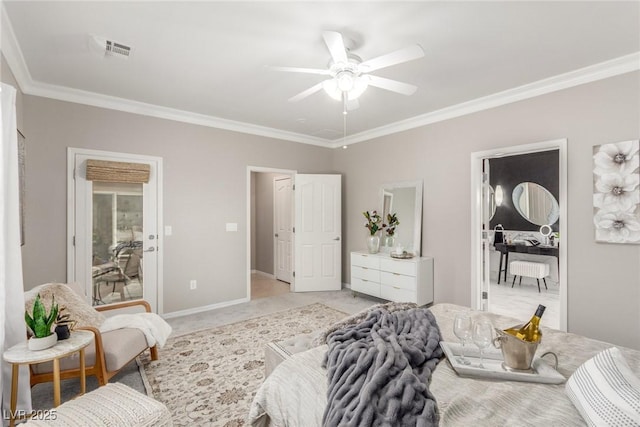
90,35,133,58
105,40,131,57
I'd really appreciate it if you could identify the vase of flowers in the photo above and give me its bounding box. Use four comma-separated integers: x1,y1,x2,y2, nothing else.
363,210,383,254
384,213,399,248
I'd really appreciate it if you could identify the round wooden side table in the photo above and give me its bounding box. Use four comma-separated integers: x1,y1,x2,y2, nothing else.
3,330,93,427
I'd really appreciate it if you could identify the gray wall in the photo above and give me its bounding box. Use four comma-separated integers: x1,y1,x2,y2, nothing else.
21,96,333,313
335,71,640,349
252,172,287,275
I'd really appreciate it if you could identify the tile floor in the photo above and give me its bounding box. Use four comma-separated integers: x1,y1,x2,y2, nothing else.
488,275,560,329
250,273,291,299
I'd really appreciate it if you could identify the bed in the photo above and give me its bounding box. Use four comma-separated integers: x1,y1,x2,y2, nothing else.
248,303,640,426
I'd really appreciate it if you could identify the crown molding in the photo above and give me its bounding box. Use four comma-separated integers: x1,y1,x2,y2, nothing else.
27,80,332,146
3,3,638,149
331,51,640,148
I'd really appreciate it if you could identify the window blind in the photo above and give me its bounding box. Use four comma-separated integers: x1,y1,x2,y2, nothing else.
85,159,150,184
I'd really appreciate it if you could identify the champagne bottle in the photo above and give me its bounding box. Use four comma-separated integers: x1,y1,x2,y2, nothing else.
504,304,546,342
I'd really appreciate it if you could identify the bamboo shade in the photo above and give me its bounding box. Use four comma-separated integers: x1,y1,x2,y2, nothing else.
86,159,150,184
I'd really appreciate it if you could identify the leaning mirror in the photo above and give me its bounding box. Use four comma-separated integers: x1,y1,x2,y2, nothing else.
379,180,423,255
512,182,559,226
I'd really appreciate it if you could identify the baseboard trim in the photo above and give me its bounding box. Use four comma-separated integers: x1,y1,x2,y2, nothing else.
342,282,351,290
162,297,250,319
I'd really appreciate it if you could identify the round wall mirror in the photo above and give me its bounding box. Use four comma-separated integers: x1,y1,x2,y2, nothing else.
512,182,559,226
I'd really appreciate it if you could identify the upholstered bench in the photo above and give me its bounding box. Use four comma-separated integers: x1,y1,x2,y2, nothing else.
22,383,172,426
265,333,316,376
509,260,549,292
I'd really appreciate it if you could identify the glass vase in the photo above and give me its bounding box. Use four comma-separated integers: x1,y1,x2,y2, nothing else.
366,235,380,254
384,235,395,248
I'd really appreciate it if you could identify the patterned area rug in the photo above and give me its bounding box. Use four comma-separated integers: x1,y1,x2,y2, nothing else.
139,303,346,426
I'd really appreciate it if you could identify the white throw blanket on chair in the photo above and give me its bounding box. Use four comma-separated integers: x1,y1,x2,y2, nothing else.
100,313,172,348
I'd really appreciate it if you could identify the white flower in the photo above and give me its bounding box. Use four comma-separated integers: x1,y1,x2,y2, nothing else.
593,140,639,176
594,208,640,243
593,173,639,211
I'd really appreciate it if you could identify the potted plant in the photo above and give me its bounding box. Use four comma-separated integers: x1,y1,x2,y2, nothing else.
384,213,400,247
54,306,75,340
25,294,59,350
363,210,383,253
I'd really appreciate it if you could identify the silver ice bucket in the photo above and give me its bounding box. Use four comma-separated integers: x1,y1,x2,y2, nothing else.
493,328,540,371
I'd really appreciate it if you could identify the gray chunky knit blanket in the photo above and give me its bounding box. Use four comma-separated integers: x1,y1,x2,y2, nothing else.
322,307,443,427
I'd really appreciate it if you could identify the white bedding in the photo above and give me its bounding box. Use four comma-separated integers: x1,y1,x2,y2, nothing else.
248,303,640,426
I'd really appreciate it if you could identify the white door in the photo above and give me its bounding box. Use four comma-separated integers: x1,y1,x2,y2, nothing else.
274,176,293,283
293,174,341,292
68,148,162,312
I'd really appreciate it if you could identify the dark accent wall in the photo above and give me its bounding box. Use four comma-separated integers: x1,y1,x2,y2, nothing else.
489,150,559,232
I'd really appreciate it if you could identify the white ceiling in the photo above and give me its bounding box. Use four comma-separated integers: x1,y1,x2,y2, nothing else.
2,1,639,147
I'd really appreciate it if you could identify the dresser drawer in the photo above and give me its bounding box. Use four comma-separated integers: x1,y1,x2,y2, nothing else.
380,271,417,291
379,258,416,277
380,284,416,303
352,265,381,282
351,253,381,269
351,277,381,297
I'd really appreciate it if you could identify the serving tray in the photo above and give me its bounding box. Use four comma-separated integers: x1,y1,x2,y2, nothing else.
440,341,565,384
390,252,414,259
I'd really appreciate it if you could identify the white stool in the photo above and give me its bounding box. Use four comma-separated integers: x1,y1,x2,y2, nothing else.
509,260,549,293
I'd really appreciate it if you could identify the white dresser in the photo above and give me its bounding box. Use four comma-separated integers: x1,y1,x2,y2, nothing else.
350,250,434,306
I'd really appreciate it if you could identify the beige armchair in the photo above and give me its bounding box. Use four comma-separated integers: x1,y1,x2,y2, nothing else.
26,283,158,387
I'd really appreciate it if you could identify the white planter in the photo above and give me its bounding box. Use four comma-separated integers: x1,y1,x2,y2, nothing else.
28,334,57,351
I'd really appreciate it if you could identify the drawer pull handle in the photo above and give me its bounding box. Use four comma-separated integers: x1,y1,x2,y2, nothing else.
393,286,400,290
393,273,400,276
362,267,368,270
362,279,368,282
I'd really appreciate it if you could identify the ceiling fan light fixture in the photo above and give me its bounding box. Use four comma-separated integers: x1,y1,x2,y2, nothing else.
348,77,368,100
323,73,369,102
336,71,354,92
322,79,342,101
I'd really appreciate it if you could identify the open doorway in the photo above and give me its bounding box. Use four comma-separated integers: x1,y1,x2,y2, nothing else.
471,139,568,331
248,167,295,300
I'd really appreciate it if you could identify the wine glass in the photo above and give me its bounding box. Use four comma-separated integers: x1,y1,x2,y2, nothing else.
453,313,472,365
472,320,494,369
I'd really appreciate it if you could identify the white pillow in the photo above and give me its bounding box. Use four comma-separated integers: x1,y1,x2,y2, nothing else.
566,347,640,427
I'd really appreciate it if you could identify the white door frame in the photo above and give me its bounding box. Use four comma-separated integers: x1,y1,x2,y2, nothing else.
470,139,568,331
246,166,296,299
67,147,164,313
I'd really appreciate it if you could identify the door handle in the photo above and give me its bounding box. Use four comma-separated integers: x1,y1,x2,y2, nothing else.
143,247,155,252
333,237,340,241
275,233,279,237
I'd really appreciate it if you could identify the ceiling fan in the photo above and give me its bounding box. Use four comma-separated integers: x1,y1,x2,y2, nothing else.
272,31,425,111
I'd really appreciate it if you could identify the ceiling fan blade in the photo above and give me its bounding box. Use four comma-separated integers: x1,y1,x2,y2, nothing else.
360,44,425,72
322,31,348,65
288,82,326,103
367,75,418,96
269,66,330,75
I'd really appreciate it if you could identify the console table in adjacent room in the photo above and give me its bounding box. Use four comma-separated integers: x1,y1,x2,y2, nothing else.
494,243,559,284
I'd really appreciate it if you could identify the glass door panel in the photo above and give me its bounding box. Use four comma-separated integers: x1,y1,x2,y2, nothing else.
91,182,144,305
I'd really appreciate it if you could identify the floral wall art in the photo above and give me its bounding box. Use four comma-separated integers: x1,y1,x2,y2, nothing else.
593,140,640,244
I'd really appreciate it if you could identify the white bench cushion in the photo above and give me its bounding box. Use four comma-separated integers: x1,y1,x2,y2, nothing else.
509,260,549,279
